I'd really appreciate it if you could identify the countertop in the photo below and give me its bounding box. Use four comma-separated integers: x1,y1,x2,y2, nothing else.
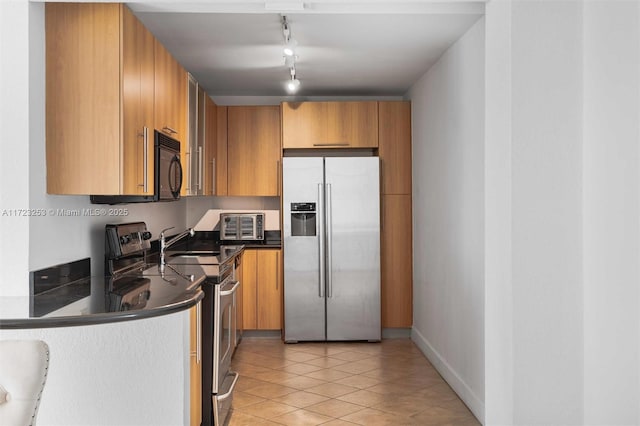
0,245,245,329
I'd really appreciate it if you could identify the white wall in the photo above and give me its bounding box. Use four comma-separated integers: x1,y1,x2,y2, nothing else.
0,0,31,297
511,2,584,423
483,0,513,423
484,1,640,424
408,17,485,421
583,2,640,424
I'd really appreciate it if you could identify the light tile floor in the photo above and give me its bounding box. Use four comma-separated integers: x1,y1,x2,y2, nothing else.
228,338,480,426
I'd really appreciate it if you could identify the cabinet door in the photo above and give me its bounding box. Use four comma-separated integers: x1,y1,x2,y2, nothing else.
227,106,281,196
46,3,121,195
235,254,244,332
257,250,282,330
241,249,258,330
326,102,378,148
204,95,217,196
282,101,378,149
380,194,413,328
281,102,328,149
189,304,202,426
154,40,174,137
154,41,187,141
122,6,154,195
215,106,228,196
378,101,411,195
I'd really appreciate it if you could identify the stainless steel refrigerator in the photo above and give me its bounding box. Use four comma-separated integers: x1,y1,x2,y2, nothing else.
283,157,381,342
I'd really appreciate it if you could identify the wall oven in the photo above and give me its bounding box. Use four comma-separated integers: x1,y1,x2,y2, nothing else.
200,261,239,426
212,276,239,425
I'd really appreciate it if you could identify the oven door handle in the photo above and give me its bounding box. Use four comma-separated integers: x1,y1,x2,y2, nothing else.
215,371,239,402
219,281,240,297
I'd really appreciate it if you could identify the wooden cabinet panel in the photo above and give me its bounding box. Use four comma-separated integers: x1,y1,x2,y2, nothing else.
204,95,217,196
381,194,413,328
122,5,155,195
46,3,121,194
241,249,282,331
326,102,378,148
282,101,378,149
378,101,412,195
281,102,328,148
242,249,258,330
215,106,228,196
227,106,281,196
257,250,282,330
154,40,185,139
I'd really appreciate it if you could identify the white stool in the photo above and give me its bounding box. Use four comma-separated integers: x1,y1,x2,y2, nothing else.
0,340,50,426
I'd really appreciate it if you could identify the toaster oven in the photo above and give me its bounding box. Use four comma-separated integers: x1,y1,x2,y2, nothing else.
219,213,265,241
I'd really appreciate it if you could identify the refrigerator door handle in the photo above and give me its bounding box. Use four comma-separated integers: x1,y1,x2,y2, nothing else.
326,183,333,299
318,183,325,298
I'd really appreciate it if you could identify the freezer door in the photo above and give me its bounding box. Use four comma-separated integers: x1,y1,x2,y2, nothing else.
325,157,381,341
283,157,326,341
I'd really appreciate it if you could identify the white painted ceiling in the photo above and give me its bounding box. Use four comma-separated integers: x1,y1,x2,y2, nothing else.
131,1,484,97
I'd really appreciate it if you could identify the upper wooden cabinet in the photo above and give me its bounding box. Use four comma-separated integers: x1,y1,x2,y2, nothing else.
215,106,229,196
378,101,412,195
46,3,155,195
227,106,281,196
203,95,218,196
154,40,187,142
282,101,379,149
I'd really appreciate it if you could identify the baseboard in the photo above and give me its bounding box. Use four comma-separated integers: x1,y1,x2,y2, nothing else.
241,330,282,339
411,327,485,424
382,328,412,338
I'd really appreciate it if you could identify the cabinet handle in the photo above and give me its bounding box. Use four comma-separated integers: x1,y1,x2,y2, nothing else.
162,126,177,135
196,302,201,363
198,146,203,191
137,127,149,193
184,151,191,192
318,183,325,298
211,158,216,196
275,252,279,290
326,184,333,298
276,159,280,196
313,143,350,147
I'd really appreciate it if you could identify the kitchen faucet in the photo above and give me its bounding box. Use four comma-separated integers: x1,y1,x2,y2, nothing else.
159,227,195,266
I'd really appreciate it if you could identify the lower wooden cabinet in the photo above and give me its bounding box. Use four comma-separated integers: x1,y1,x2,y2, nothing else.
241,249,282,330
189,304,201,426
381,194,413,327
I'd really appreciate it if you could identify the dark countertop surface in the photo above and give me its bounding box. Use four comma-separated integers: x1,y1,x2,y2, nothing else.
0,245,245,330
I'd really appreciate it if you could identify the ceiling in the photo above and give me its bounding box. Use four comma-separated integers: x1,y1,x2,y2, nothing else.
130,1,484,97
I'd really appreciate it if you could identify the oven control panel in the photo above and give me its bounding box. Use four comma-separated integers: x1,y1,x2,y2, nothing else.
106,222,152,259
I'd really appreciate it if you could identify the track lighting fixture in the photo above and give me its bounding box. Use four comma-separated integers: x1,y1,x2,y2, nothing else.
286,67,300,93
281,15,301,93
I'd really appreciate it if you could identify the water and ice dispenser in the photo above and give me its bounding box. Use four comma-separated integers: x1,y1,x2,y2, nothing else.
290,202,316,236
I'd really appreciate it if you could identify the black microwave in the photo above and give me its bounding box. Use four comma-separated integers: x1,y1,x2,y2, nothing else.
90,130,183,204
